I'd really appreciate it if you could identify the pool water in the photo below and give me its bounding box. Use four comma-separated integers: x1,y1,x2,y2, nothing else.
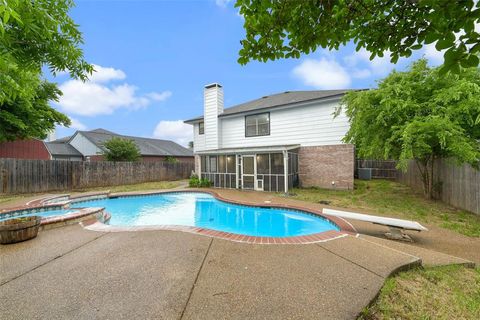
0,209,77,222
71,192,339,237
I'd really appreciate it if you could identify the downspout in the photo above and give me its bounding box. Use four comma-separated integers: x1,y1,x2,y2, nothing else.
283,150,288,194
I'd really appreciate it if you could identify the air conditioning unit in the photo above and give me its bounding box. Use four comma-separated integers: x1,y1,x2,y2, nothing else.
358,168,372,180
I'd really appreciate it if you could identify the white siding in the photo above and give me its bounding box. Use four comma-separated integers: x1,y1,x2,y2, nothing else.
220,99,349,148
193,123,206,152
69,133,102,156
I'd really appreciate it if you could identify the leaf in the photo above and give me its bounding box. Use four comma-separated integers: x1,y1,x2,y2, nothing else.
436,39,453,50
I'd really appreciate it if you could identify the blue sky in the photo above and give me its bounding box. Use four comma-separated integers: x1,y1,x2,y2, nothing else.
52,0,444,145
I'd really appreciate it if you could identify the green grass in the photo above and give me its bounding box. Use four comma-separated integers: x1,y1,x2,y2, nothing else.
360,265,480,319
287,179,480,237
0,180,186,207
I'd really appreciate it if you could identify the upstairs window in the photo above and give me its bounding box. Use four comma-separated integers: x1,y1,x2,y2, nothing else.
245,112,270,137
199,121,204,135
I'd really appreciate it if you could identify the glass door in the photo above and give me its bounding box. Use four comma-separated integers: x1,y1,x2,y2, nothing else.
241,155,255,190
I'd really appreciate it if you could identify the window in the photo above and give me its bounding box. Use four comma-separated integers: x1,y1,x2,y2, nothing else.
245,113,270,137
199,121,204,135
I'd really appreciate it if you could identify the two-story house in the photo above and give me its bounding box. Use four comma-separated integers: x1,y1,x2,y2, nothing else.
185,83,354,193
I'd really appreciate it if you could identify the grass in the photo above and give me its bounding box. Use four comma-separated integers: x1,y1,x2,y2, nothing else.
360,265,480,319
0,180,186,207
287,179,480,237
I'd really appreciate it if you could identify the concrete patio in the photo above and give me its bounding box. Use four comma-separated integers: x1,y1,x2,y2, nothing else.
0,188,476,319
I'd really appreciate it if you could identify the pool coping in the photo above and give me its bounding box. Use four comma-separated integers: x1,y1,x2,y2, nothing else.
2,189,357,244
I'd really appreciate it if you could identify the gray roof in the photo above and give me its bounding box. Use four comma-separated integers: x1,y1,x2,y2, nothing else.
185,89,352,123
45,142,83,157
77,129,193,157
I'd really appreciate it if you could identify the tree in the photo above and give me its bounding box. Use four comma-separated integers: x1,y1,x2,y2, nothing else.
339,59,480,199
1,0,93,81
103,138,141,162
0,61,70,141
1,0,92,141
236,0,480,72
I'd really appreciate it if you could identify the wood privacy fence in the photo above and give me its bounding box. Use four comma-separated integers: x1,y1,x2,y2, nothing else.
357,158,480,215
397,159,480,215
0,158,194,194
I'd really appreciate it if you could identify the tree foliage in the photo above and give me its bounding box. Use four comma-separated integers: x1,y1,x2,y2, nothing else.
0,60,70,142
103,138,141,162
340,59,480,198
236,0,480,72
0,0,92,141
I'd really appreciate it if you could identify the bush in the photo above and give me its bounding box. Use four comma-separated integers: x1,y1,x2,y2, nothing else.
103,137,141,162
189,174,212,188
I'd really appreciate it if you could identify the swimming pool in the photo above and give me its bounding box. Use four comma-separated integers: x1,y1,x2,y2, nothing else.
71,192,339,237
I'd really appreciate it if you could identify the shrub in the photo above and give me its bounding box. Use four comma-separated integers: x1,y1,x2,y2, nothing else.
103,137,141,162
165,156,178,164
189,174,211,188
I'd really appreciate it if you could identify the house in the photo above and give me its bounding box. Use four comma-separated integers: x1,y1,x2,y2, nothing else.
184,83,355,193
67,129,194,163
0,129,193,163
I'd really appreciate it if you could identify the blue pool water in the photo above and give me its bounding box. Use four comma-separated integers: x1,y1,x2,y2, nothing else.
0,209,77,222
71,192,339,237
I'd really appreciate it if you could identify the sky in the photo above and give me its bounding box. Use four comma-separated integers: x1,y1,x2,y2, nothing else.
51,0,445,146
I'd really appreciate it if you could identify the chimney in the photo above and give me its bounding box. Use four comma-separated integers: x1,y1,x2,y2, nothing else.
47,128,56,142
204,83,223,150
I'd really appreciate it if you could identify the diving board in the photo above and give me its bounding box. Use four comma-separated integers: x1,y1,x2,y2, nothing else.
323,208,428,241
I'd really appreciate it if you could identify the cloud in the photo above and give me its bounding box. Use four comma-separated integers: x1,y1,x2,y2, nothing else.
292,57,351,89
344,48,396,76
89,64,126,83
147,91,172,101
68,117,87,130
424,43,444,65
56,64,171,116
153,120,193,146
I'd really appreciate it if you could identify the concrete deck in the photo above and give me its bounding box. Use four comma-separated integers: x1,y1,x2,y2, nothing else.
1,225,420,320
1,187,477,319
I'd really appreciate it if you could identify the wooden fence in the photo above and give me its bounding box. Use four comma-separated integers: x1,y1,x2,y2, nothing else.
357,158,480,215
0,158,194,194
397,159,480,215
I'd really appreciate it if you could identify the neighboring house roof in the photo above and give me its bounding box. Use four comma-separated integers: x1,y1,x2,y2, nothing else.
45,142,83,157
76,129,193,157
184,89,352,123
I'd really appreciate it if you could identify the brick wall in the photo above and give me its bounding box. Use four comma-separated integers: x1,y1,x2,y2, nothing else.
298,144,354,190
194,155,201,175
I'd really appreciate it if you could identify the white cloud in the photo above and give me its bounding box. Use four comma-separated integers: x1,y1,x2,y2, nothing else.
153,120,193,146
344,48,395,76
215,0,232,7
424,43,444,66
147,91,172,101
89,64,126,83
292,57,351,89
56,64,171,116
68,117,87,130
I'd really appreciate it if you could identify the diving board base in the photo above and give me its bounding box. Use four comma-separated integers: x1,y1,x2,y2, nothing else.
385,227,413,242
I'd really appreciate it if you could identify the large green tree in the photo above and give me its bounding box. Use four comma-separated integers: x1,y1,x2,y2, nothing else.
236,0,480,72
339,59,480,199
0,0,92,141
103,138,141,162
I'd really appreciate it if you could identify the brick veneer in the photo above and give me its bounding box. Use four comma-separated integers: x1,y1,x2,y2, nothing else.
194,155,201,175
299,144,354,190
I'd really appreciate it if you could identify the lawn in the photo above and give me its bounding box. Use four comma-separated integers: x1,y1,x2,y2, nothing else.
360,265,480,319
288,179,480,237
0,180,186,207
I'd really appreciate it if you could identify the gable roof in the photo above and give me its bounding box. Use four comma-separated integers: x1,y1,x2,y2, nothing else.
76,129,193,157
184,89,352,123
45,142,82,157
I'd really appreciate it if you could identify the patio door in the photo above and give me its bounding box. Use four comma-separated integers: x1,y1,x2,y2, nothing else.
241,155,255,190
